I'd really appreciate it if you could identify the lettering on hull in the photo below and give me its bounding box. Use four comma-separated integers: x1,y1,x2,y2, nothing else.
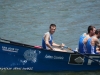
45,54,64,60
2,46,19,53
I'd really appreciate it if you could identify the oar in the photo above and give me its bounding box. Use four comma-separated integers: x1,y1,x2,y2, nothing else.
64,46,100,64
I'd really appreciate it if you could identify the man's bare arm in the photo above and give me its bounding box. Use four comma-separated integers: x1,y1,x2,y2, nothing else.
52,41,65,48
96,39,100,48
44,34,53,50
52,41,60,47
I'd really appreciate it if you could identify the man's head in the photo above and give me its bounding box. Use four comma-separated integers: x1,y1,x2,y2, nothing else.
88,25,96,36
49,24,56,34
95,29,100,38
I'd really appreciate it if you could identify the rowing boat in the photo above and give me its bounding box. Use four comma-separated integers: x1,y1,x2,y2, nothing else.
0,38,100,71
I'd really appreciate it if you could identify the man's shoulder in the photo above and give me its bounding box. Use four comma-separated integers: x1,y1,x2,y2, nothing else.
83,33,86,35
80,33,87,37
86,35,90,38
44,32,50,37
44,32,50,35
91,36,98,42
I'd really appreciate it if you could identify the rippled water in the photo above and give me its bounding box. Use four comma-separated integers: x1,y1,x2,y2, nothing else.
0,0,100,75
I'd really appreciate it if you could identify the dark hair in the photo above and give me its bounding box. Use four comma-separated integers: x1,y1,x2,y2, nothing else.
88,25,95,33
95,29,100,34
49,24,56,28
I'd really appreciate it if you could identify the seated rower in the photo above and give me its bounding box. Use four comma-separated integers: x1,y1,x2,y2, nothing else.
78,32,87,53
42,24,67,52
78,26,96,53
86,29,100,54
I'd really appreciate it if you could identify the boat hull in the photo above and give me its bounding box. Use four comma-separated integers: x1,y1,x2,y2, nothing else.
0,38,100,71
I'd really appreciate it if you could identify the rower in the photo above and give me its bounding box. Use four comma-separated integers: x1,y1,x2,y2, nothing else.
78,26,96,53
86,29,100,54
42,24,66,52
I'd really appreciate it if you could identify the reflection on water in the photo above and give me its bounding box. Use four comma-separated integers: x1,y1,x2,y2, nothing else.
0,70,100,75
